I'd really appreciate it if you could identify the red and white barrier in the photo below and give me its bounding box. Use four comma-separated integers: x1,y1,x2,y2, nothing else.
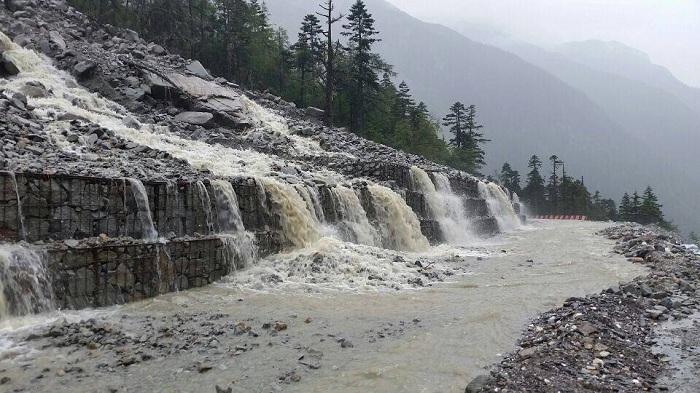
533,215,588,221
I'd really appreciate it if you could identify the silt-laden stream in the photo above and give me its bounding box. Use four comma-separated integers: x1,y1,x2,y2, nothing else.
0,221,646,392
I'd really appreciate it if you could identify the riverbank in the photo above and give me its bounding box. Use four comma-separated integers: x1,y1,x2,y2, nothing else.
0,221,645,393
473,223,700,392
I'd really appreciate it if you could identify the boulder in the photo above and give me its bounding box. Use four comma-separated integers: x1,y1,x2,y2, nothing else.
12,34,31,47
48,30,66,51
145,72,174,99
185,60,212,80
150,44,165,55
20,81,48,98
465,375,490,393
174,111,215,127
1,52,20,75
305,106,325,120
122,29,139,42
10,92,27,110
4,0,29,12
73,60,96,77
124,87,146,101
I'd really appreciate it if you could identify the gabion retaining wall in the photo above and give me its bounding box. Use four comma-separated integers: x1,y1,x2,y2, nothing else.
48,237,233,309
0,172,273,243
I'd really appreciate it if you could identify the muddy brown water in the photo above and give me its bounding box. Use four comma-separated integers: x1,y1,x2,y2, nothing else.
0,221,646,393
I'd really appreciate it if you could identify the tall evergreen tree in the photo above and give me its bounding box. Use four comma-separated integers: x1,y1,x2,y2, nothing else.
463,105,488,172
522,155,546,214
639,186,664,224
631,191,642,222
547,155,563,214
619,193,632,221
443,102,468,148
317,0,344,126
499,163,521,195
293,14,323,107
342,0,381,135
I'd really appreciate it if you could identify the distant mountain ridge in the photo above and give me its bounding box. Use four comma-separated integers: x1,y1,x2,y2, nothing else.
264,0,700,233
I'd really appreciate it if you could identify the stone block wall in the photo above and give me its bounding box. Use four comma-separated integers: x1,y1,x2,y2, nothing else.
0,173,275,246
48,237,233,309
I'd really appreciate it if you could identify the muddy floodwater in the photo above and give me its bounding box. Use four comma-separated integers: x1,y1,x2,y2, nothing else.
0,221,646,393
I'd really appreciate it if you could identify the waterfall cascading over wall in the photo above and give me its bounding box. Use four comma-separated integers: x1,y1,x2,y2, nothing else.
478,182,521,232
327,186,379,247
211,179,257,269
409,167,479,246
260,178,320,249
125,178,159,241
430,172,479,245
0,245,54,318
367,184,430,252
294,184,325,224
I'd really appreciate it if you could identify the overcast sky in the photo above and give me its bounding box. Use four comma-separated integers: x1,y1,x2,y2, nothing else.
386,0,700,88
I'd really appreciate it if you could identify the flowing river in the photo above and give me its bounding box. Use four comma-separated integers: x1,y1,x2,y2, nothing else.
0,220,646,393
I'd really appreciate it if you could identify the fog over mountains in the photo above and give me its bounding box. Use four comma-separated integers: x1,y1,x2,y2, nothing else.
264,0,700,233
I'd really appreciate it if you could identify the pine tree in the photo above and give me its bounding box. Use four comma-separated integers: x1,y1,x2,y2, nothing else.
547,155,562,214
317,0,344,126
522,155,546,214
499,163,521,195
293,14,323,107
619,193,632,221
640,186,663,224
631,191,642,223
463,105,488,172
443,102,468,148
395,81,414,117
342,0,381,135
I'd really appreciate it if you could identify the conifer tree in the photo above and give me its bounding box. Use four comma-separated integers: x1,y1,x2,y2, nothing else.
523,155,546,214
619,193,632,221
342,0,381,135
640,186,664,224
293,14,323,107
631,191,642,222
443,102,468,148
499,163,521,195
396,81,414,117
463,105,488,171
547,155,563,214
317,0,344,126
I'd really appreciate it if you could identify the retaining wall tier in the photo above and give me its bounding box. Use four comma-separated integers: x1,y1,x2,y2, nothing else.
48,237,236,309
0,172,274,244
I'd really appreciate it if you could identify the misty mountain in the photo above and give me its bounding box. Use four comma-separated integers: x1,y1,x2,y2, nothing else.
263,0,699,233
555,40,700,115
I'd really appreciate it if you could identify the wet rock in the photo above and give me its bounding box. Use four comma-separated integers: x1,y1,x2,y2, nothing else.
73,60,97,77
305,106,325,120
1,52,20,75
20,81,48,98
576,321,598,336
150,44,165,55
10,91,27,110
122,29,139,42
174,111,214,127
48,30,66,51
185,60,211,79
465,375,489,393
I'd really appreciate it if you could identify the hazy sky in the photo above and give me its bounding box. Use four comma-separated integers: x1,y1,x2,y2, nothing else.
386,0,700,87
